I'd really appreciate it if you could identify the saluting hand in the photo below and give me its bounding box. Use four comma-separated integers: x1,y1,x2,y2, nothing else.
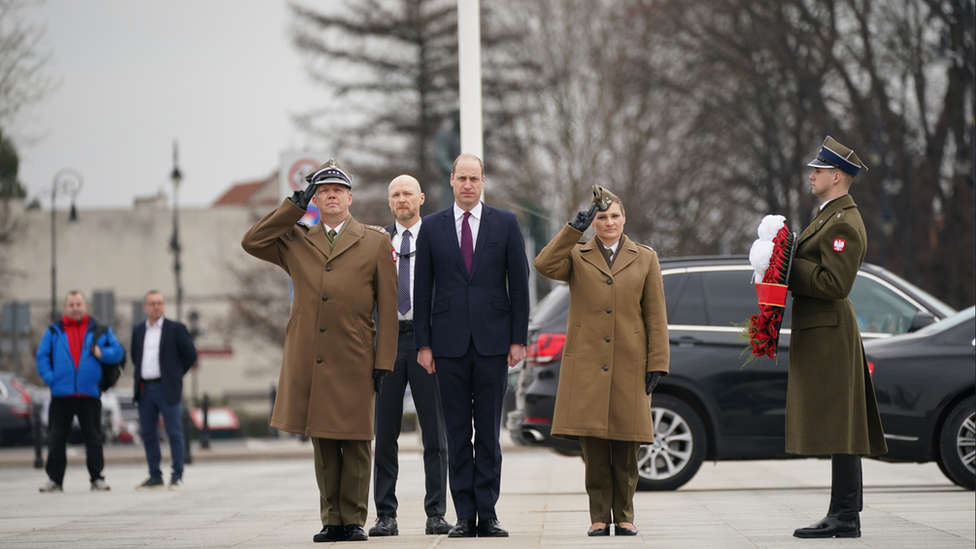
418,347,436,374
569,203,599,232
290,182,318,210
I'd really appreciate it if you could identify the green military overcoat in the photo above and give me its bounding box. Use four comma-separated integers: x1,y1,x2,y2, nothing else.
787,194,887,456
242,199,398,440
534,224,670,443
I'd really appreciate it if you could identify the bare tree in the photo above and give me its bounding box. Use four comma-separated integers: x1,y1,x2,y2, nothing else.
218,256,291,350
290,0,459,205
0,0,54,132
615,0,973,306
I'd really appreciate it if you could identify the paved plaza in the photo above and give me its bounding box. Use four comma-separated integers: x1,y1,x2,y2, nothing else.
0,434,972,548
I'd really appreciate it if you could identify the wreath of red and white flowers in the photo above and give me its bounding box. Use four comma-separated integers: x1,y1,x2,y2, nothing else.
744,215,796,362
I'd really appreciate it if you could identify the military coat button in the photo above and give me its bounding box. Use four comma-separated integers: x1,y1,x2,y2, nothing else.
606,279,612,285
326,266,332,272
606,308,612,314
602,366,609,372
319,327,325,333
316,358,322,364
604,337,611,343
322,296,328,301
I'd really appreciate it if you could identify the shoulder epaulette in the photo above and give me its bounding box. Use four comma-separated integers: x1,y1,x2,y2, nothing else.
364,225,387,234
296,220,312,230
635,242,655,252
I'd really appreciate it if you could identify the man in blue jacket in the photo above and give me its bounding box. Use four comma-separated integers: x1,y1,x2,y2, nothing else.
36,290,124,492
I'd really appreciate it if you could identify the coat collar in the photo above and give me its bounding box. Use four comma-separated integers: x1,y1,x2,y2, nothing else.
306,216,364,259
798,194,857,245
580,235,638,277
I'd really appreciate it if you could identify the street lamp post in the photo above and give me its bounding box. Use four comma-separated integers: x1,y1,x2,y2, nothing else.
50,169,83,323
169,142,183,323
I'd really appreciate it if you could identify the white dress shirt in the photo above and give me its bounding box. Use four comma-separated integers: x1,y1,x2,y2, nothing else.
322,217,347,235
453,201,483,252
394,219,422,321
141,318,164,380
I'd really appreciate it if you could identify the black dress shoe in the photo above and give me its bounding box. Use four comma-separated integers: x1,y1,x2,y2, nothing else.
368,515,398,536
426,515,452,535
614,523,639,536
313,525,346,542
477,518,509,538
447,519,477,538
344,524,368,541
587,524,610,536
793,514,860,538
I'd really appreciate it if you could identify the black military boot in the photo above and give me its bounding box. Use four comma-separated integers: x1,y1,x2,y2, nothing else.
794,454,862,538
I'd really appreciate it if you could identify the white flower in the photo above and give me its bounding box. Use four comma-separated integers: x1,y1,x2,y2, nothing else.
756,214,786,241
749,240,775,281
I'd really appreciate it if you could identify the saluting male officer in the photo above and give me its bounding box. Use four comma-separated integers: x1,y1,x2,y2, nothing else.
242,159,398,543
368,175,452,537
788,137,887,539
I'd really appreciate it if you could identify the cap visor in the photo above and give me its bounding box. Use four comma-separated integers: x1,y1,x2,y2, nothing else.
807,159,834,169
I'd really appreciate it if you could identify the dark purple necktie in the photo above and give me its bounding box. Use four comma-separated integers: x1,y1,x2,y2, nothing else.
397,230,411,315
461,212,473,275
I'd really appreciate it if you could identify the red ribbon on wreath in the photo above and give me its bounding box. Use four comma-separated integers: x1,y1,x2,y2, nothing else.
745,223,796,362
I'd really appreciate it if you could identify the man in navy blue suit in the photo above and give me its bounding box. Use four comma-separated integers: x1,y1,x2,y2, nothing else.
414,153,530,538
131,290,197,491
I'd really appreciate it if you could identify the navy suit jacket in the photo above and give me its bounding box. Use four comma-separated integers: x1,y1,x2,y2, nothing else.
414,203,530,358
131,318,198,406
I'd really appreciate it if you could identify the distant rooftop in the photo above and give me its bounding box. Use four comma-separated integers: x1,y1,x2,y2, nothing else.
212,172,280,207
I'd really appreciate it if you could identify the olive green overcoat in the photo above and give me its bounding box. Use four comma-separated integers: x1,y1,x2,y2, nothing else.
242,199,398,440
534,224,669,443
787,194,887,456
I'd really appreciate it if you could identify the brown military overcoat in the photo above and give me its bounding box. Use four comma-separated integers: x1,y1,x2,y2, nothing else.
787,194,887,456
242,199,398,440
534,224,669,443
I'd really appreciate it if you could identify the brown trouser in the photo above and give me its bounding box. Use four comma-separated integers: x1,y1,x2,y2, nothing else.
579,437,640,524
312,438,372,527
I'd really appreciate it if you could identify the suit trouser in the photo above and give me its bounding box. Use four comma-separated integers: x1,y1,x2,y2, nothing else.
373,329,448,518
313,438,372,527
435,340,508,522
137,381,185,480
579,437,640,524
46,397,104,484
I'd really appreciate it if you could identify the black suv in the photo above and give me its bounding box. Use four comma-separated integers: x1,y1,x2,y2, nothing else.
507,256,956,490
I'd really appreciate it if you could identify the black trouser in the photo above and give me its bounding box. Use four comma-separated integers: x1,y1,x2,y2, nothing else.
46,396,104,484
829,454,863,516
373,329,448,518
435,339,508,522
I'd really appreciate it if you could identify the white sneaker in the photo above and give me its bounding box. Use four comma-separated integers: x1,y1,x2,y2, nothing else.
168,478,184,491
91,478,111,491
39,479,63,493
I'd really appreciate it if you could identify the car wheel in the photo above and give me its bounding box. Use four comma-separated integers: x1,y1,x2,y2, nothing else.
937,395,975,491
636,394,707,491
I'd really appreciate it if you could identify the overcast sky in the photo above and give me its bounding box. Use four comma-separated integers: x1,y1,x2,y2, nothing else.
18,0,324,209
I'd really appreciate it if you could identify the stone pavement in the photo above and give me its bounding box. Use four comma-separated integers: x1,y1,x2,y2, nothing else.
0,433,972,548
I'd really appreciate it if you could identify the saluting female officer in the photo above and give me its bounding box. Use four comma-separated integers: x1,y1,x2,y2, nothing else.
534,186,669,537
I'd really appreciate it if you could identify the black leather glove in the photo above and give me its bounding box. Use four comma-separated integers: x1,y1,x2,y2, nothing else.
645,371,662,395
290,182,318,210
569,203,599,232
373,369,389,394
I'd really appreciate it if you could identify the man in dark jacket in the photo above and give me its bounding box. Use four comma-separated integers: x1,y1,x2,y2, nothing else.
131,290,197,490
36,290,124,492
788,136,887,539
